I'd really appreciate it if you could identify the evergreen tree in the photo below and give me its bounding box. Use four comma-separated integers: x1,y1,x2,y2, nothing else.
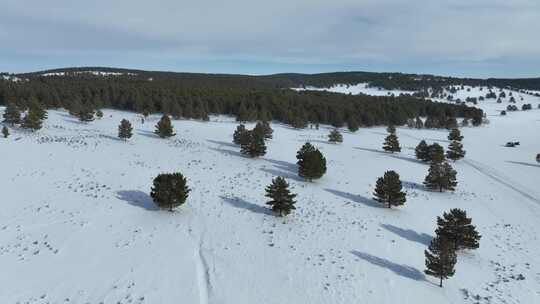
383,133,401,153
297,143,326,181
150,172,190,211
118,119,133,140
328,129,343,143
347,116,360,132
448,128,463,141
265,176,297,216
415,117,424,129
424,235,457,287
2,126,9,138
21,107,43,131
415,140,430,162
428,143,445,163
3,103,21,125
253,121,273,140
373,170,406,208
240,131,267,158
155,115,176,138
233,124,250,145
96,109,104,119
446,141,466,161
424,161,458,192
78,105,95,122
386,124,396,134
435,209,481,251
29,100,47,121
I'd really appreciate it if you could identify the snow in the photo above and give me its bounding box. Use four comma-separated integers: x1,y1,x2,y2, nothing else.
0,87,539,304
293,83,415,96
1,75,24,82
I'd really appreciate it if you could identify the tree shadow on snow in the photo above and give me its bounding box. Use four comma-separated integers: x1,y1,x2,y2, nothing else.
355,147,424,165
209,146,245,158
263,158,298,173
220,196,272,215
401,180,429,192
505,160,540,168
350,250,426,281
116,190,158,211
324,188,381,208
136,129,159,138
260,167,304,182
207,139,238,148
380,224,432,246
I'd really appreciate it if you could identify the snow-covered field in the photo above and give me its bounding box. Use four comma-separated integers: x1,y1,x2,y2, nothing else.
293,83,414,96
1,88,539,304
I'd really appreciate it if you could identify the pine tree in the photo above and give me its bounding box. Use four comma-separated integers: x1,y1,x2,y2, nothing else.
29,100,47,121
435,209,481,251
386,124,396,134
155,115,175,138
240,131,267,158
21,106,43,131
328,129,343,143
448,128,463,141
383,133,401,153
446,141,466,161
424,161,458,192
3,103,21,124
424,235,457,287
233,124,249,145
347,116,360,132
150,172,190,211
265,176,297,216
415,140,430,162
78,105,95,122
96,109,104,119
428,143,445,163
2,126,9,138
253,121,273,140
118,119,133,140
373,170,406,208
415,117,424,129
297,144,326,181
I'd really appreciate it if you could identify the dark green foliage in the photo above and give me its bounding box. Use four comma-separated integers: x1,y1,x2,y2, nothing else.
233,124,249,145
415,117,424,129
2,126,9,138
415,140,430,162
386,124,396,134
446,141,466,161
78,106,95,122
21,106,43,131
3,103,21,124
118,119,133,139
424,235,457,287
435,209,481,251
150,172,190,211
297,143,326,181
29,100,47,121
253,121,273,140
428,143,445,163
96,109,104,119
155,115,175,138
373,170,406,208
347,116,360,132
328,129,343,143
448,128,463,141
265,176,297,217
424,161,458,192
383,133,401,153
240,131,267,158
445,117,458,129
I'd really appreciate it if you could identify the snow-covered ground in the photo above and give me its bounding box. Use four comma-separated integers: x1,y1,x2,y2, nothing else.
293,83,414,96
1,88,539,304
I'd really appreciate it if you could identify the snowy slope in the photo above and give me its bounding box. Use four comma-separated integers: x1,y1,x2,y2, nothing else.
0,89,539,304
293,83,414,96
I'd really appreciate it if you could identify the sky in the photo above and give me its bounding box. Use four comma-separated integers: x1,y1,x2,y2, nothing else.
1,0,539,78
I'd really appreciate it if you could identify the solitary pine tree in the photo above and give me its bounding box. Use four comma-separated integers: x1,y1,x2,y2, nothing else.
328,129,343,143
21,107,43,131
96,109,104,119
118,119,133,140
297,144,327,181
240,131,267,158
233,124,249,145
265,176,297,217
448,128,463,141
424,161,458,192
435,209,481,251
2,126,9,138
373,170,406,208
3,103,21,125
424,236,457,287
415,140,430,162
383,133,401,153
155,115,176,138
428,143,445,163
446,141,466,161
150,172,190,211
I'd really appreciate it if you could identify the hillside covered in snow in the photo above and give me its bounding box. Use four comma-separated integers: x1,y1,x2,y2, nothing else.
1,83,539,304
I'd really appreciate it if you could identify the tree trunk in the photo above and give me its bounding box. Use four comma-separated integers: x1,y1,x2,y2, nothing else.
439,276,443,287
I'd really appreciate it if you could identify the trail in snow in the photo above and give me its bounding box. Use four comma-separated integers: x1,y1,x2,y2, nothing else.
463,159,540,205
195,237,211,304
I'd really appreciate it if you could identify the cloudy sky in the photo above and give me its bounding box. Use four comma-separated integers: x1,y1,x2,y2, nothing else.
1,0,539,77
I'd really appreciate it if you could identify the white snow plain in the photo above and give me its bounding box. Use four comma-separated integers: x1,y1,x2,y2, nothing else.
0,86,539,304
